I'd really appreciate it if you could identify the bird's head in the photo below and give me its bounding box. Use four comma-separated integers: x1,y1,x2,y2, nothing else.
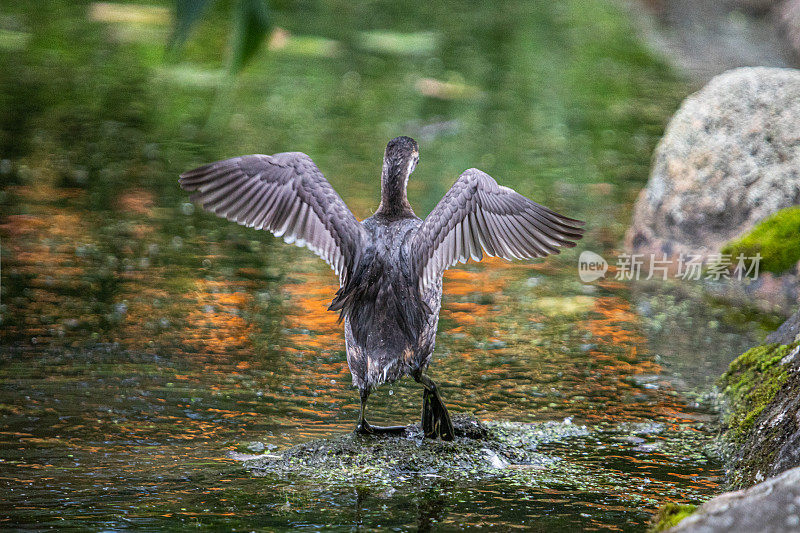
382,136,419,185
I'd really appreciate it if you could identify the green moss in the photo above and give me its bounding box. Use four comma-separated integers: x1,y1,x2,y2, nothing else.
718,343,796,442
649,503,697,532
722,207,800,274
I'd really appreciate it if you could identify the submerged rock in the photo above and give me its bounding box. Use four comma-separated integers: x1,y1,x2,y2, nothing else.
626,67,800,263
242,414,589,485
667,466,800,532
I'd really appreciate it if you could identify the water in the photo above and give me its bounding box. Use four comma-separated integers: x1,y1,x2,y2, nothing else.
0,0,784,530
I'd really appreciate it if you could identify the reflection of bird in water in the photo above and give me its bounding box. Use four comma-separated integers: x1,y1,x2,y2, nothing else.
180,136,583,440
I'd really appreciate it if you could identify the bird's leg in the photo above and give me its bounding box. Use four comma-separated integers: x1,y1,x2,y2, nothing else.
355,388,371,434
415,372,455,441
354,388,406,436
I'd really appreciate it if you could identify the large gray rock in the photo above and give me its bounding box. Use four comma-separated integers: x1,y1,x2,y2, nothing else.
779,0,800,60
632,1,796,82
669,466,800,532
723,0,779,14
626,67,800,261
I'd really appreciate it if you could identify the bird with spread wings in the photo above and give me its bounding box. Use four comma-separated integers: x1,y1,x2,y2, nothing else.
180,136,583,440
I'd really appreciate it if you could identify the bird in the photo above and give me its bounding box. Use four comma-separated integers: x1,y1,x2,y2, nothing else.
179,136,583,440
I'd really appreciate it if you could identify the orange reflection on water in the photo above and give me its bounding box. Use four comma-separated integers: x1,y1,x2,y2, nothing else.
1,188,99,341
282,272,341,343
180,278,258,356
585,296,647,347
578,295,704,425
444,265,497,296
439,262,515,334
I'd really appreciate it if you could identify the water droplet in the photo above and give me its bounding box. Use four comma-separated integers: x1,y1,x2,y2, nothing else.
389,389,394,396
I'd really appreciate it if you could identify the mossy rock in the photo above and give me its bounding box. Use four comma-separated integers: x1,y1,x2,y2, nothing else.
242,414,590,487
718,343,795,443
717,341,800,489
721,206,800,274
648,503,697,532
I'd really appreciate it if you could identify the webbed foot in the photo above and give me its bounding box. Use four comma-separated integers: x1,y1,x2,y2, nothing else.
418,373,455,441
355,419,407,436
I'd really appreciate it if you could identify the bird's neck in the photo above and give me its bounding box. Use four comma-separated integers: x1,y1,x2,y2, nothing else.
376,171,414,218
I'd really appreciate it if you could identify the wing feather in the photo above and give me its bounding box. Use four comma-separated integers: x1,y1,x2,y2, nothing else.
466,212,482,262
180,152,364,283
412,168,584,292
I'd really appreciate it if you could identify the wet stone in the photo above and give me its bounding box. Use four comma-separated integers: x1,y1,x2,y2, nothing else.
246,441,265,453
669,467,800,533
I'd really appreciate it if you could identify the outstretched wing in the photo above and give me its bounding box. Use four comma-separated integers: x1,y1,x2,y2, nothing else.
412,168,584,292
179,152,365,283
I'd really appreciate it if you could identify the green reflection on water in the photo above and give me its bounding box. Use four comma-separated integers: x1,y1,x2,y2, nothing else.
0,0,782,530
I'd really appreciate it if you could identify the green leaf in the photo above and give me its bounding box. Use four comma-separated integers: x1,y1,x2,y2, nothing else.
168,0,214,52
230,0,271,73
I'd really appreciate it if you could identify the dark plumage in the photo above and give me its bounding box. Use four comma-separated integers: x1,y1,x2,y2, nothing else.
180,136,584,440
